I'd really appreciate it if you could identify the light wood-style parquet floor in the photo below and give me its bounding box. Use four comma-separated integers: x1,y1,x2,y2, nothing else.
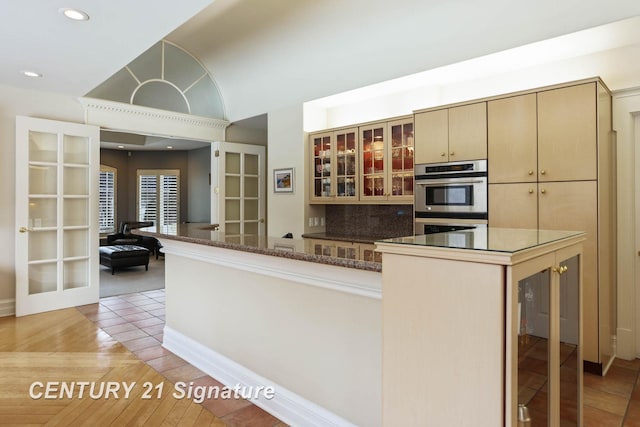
0,308,225,426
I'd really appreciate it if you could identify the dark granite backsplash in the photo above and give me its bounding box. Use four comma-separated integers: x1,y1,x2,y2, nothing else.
325,204,413,239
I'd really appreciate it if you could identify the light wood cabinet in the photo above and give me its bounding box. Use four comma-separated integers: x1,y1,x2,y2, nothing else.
488,183,537,229
414,101,487,164
377,229,584,426
538,83,597,182
488,79,614,373
487,93,537,183
309,128,358,203
360,118,414,203
308,116,413,205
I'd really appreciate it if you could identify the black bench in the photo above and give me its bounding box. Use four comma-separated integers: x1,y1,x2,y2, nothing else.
99,245,150,275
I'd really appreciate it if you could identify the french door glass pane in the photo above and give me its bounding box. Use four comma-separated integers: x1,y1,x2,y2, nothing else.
29,262,57,295
226,152,240,174
226,176,240,197
244,222,258,235
244,176,258,198
29,231,56,261
64,229,88,258
63,134,89,164
29,165,57,195
245,154,258,175
244,200,258,220
139,175,158,222
64,166,88,195
63,259,88,290
226,222,240,234
29,131,57,163
29,198,56,228
64,198,88,227
225,200,240,221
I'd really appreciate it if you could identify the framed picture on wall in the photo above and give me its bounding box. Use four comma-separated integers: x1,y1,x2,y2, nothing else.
274,168,294,193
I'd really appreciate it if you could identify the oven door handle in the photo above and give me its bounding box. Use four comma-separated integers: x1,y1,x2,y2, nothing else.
415,178,486,185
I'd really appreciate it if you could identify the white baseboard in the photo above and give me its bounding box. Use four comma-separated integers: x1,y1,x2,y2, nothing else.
0,299,15,317
163,326,357,427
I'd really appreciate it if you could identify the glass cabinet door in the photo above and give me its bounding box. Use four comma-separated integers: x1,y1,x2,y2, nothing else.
360,124,386,200
311,133,333,199
389,120,414,199
515,252,581,426
335,129,357,200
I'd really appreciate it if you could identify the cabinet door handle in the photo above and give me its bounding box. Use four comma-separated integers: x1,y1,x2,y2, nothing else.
553,265,568,275
540,170,546,175
449,151,455,156
528,170,534,175
528,189,534,194
540,189,546,194
440,152,446,157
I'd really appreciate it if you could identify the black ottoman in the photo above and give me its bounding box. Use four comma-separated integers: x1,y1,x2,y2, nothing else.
99,245,150,275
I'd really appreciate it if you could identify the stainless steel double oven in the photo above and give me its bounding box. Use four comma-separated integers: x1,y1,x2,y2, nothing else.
414,159,488,235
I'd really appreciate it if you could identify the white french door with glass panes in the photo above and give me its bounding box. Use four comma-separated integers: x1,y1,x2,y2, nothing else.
211,142,266,236
137,170,180,234
15,116,100,316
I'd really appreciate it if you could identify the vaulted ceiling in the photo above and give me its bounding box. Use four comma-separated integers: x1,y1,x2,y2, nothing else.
3,0,640,123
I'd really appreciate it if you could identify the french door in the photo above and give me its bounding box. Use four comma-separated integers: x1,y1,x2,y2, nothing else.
15,116,100,316
211,142,266,236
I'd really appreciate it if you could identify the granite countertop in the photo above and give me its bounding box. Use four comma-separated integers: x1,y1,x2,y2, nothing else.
136,224,382,272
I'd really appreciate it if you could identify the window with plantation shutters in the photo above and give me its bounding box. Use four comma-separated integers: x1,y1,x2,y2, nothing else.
99,165,117,233
137,169,180,235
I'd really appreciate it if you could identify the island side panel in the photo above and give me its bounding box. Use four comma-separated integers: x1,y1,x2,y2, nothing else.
164,247,382,427
382,252,504,426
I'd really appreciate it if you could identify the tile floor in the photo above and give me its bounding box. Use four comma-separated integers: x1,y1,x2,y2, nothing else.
79,290,640,427
77,290,286,427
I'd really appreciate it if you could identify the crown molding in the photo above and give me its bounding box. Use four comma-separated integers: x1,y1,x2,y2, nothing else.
78,97,229,141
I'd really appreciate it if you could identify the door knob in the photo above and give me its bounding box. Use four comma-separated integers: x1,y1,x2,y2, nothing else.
259,218,265,224
19,227,32,233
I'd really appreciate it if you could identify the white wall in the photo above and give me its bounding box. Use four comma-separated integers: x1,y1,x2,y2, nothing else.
0,85,85,309
164,243,382,427
267,104,305,238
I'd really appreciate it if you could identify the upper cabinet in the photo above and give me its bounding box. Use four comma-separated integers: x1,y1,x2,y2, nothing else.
414,102,487,164
360,118,414,202
487,93,538,184
309,116,413,204
309,127,358,203
537,83,597,182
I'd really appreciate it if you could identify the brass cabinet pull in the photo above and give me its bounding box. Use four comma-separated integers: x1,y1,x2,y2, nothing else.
19,227,32,233
552,265,568,275
528,189,534,194
541,189,546,194
449,151,455,156
440,152,446,157
528,170,534,175
540,170,546,175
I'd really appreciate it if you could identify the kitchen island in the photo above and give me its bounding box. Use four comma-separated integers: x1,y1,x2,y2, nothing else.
137,224,382,427
376,228,586,427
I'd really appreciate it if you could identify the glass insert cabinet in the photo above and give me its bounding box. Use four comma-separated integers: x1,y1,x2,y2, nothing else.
309,116,414,204
377,229,585,427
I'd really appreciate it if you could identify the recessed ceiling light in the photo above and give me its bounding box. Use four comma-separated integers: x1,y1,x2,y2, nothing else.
167,146,174,150
22,70,42,78
117,145,125,149
60,8,90,21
